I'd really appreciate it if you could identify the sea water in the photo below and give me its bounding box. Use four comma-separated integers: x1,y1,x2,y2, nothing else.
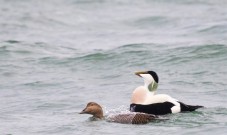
1,0,227,135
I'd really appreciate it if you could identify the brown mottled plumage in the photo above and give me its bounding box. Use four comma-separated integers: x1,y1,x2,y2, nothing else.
132,113,157,124
79,102,157,124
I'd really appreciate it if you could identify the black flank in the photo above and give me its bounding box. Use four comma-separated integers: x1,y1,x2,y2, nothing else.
130,102,174,115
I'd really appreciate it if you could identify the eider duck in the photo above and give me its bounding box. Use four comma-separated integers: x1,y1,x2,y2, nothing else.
79,102,158,124
130,71,203,115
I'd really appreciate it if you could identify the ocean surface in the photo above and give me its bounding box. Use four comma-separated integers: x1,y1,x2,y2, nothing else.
1,0,227,135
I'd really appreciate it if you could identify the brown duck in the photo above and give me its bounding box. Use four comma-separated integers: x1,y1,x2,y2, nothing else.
79,102,158,124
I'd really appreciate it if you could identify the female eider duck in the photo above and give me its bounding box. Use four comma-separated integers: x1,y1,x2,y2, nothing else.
79,102,159,124
130,71,203,115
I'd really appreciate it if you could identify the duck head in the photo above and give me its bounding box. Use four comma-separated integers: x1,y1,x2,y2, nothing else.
79,102,104,119
135,71,159,92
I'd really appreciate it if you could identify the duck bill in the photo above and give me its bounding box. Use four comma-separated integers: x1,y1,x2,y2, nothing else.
79,108,87,114
135,71,148,77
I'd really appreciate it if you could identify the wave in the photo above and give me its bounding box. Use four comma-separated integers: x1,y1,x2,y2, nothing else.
159,44,227,65
58,43,227,71
198,24,227,34
2,40,226,73
131,16,174,27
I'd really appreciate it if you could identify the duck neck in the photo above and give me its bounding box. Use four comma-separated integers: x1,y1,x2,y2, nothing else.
144,81,157,95
94,110,104,119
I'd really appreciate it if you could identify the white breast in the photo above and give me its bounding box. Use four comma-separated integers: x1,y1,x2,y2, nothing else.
131,86,147,104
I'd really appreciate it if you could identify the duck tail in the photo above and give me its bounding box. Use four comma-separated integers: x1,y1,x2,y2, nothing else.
178,102,204,112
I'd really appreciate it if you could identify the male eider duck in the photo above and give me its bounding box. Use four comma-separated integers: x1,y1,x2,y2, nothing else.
79,102,159,124
130,71,203,115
